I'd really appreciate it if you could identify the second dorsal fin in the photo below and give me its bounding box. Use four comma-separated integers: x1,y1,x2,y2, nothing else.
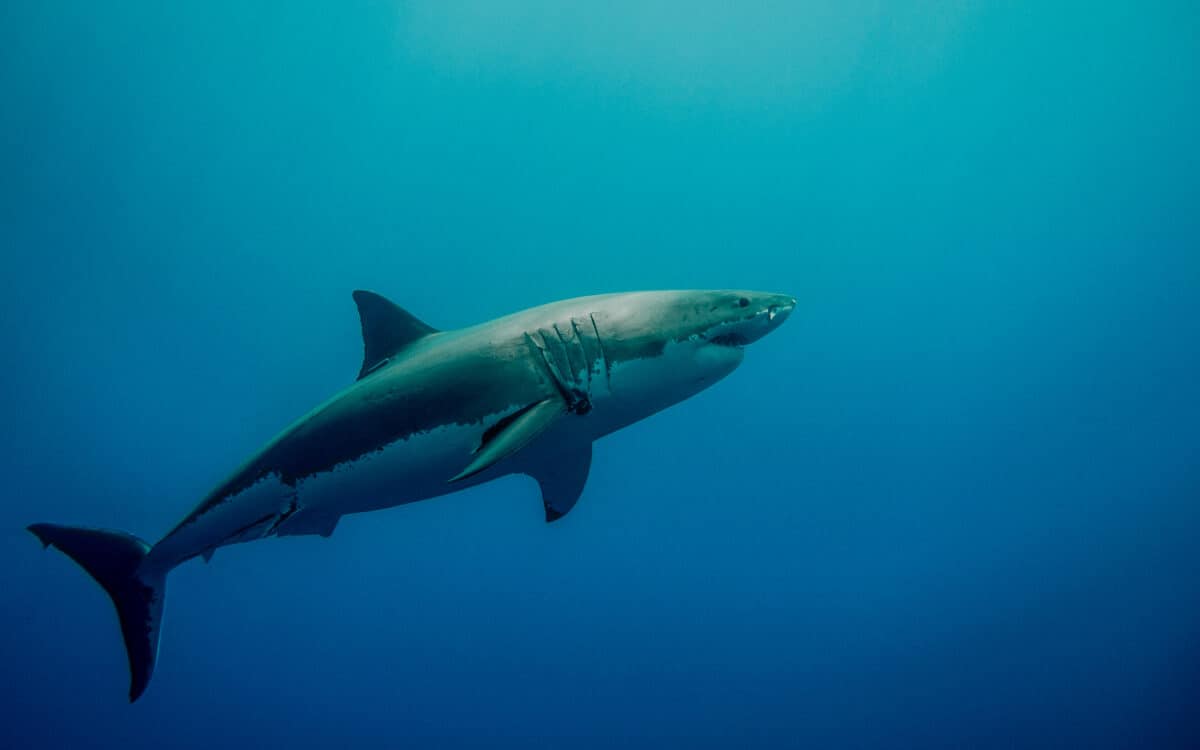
352,290,438,379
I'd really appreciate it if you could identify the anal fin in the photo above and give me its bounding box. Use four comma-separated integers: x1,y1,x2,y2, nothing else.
274,510,341,539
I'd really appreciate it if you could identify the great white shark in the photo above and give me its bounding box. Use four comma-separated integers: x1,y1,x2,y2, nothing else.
28,288,795,701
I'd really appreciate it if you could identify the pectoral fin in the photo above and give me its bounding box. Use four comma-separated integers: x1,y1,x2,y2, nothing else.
450,399,564,483
529,442,592,522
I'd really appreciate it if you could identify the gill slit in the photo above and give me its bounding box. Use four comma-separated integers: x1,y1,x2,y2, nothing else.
524,331,571,404
571,318,592,393
589,313,612,390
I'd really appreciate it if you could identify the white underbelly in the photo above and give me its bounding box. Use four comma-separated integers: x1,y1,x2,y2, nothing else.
148,418,505,567
295,420,487,516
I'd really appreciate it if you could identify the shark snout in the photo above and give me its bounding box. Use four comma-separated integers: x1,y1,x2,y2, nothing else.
757,293,796,335
766,296,796,324
708,291,796,346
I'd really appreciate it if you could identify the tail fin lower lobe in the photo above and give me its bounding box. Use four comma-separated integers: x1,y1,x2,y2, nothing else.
28,523,166,702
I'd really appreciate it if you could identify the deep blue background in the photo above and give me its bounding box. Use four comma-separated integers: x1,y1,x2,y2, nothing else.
2,2,1198,747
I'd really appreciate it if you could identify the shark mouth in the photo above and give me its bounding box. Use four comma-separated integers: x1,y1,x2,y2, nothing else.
707,332,750,348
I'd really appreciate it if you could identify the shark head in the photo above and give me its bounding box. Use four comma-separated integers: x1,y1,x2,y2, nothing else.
688,289,797,348
590,290,796,424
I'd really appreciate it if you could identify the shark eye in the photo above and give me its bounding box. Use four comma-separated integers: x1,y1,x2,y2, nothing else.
738,297,750,308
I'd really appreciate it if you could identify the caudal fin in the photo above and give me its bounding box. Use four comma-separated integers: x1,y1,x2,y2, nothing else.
28,523,166,702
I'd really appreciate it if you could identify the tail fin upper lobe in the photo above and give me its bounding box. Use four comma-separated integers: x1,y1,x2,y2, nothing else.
28,523,166,702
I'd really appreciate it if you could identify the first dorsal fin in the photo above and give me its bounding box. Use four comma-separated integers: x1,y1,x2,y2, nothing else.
352,290,438,379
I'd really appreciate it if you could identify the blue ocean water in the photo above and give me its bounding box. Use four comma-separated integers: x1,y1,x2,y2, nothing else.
2,2,1198,747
